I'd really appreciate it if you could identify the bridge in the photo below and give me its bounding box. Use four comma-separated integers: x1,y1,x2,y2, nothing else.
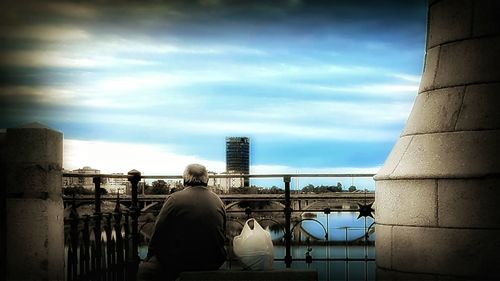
63,192,375,214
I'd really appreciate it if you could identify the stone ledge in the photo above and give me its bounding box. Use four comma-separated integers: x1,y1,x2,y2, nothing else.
375,136,413,180
178,269,318,281
375,130,500,180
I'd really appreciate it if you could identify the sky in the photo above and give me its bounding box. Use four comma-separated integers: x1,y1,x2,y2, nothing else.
0,0,427,188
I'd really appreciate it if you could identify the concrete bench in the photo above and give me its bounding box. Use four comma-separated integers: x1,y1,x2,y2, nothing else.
178,269,318,281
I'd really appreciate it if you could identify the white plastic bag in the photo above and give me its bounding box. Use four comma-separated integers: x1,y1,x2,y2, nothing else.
233,218,274,270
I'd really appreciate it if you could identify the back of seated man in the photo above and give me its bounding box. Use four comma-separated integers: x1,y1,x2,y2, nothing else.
140,164,227,281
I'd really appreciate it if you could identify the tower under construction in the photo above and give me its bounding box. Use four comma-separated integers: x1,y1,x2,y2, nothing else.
225,137,250,187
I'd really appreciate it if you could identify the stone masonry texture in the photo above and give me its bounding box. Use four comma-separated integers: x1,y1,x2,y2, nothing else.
375,0,500,279
4,124,64,281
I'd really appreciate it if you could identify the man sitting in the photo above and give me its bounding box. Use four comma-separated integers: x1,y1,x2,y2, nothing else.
139,164,227,281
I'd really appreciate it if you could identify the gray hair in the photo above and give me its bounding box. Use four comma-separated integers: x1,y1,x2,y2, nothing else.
183,164,209,186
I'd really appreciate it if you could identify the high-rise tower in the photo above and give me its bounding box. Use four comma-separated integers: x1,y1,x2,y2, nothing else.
225,137,250,187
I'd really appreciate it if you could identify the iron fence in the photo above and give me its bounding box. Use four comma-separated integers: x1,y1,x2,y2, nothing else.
63,171,376,281
64,170,141,281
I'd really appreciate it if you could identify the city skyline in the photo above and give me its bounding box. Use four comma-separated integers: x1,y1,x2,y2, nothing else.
1,0,426,177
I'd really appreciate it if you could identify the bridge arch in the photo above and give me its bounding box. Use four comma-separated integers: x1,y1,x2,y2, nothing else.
224,200,286,211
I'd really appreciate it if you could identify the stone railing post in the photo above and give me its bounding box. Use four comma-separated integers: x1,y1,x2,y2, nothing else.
2,123,64,280
126,169,141,281
375,0,500,280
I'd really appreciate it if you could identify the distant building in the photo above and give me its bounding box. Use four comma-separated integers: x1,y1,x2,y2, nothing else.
206,171,244,194
125,181,146,195
62,169,77,187
207,171,222,193
225,137,250,187
103,173,127,194
63,166,101,189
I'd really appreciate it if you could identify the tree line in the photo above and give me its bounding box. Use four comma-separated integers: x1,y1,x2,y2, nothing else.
64,180,366,195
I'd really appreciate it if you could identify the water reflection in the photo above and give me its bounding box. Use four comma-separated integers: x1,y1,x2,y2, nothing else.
300,212,375,242
138,212,375,281
225,212,375,242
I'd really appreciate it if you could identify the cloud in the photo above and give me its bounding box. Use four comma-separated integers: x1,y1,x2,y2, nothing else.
309,83,419,97
389,73,422,83
0,85,77,104
100,39,267,56
91,72,232,93
234,100,413,125
0,0,424,176
45,2,98,18
77,114,402,142
250,164,379,175
49,98,409,142
0,50,157,69
1,25,90,41
64,138,379,177
1,50,97,68
183,120,401,141
64,139,226,174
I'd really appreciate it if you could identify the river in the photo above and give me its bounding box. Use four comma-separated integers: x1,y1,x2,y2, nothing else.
139,212,376,281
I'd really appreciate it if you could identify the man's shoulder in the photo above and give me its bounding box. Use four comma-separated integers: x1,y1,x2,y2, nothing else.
174,186,218,197
189,187,225,204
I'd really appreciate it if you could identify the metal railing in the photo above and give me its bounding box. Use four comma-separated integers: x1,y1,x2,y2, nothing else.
63,171,376,281
64,170,142,281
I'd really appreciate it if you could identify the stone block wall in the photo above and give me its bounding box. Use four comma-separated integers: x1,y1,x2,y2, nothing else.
2,123,64,280
375,0,500,279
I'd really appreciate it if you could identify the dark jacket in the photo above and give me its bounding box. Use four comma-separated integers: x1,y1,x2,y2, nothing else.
147,186,227,276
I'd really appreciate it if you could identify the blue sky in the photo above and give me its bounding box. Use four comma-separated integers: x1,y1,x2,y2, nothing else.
0,0,427,187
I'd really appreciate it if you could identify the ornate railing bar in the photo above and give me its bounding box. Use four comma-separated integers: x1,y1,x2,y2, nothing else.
64,172,375,281
126,170,141,281
64,170,141,281
283,176,292,268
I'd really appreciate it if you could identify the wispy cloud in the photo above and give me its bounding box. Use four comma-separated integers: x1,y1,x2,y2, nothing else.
45,2,98,18
308,83,419,97
57,114,403,142
1,50,98,68
96,38,268,56
64,139,226,174
8,81,412,142
1,86,78,104
389,73,422,83
0,50,157,68
1,25,90,41
250,164,379,175
64,138,380,175
1,0,426,172
235,100,413,125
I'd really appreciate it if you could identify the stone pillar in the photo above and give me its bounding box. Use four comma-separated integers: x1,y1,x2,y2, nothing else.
3,123,64,280
375,0,500,279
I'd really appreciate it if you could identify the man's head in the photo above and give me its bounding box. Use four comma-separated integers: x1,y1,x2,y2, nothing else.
183,164,209,187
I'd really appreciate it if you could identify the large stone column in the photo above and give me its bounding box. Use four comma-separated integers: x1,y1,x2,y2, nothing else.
2,123,64,280
375,0,500,280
